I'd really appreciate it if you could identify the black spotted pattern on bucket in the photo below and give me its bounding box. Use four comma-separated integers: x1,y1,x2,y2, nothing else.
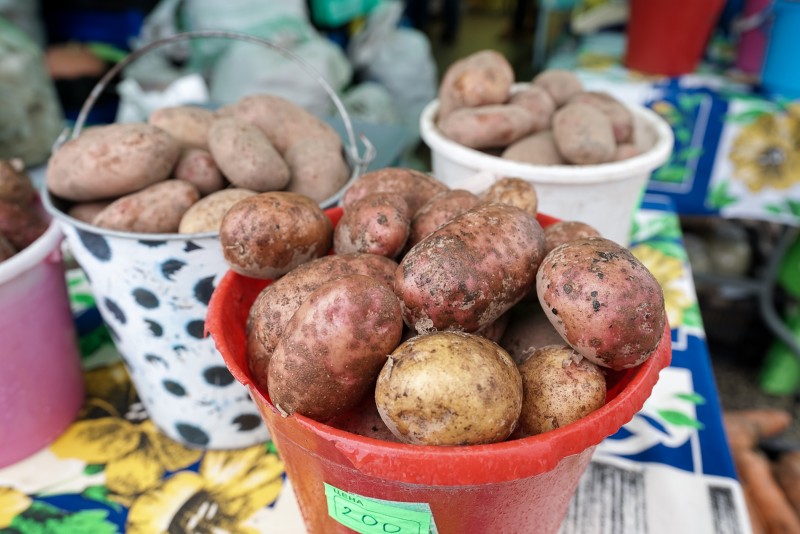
77,229,111,261
186,320,205,339
132,288,159,309
194,276,215,306
232,414,262,431
175,423,210,446
203,366,235,387
61,223,269,449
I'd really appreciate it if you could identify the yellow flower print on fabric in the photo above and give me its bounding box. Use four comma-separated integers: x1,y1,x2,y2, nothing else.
50,419,202,499
0,487,31,528
126,445,284,534
632,244,693,328
730,113,800,192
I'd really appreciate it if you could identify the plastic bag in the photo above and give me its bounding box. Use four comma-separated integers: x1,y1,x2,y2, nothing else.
209,37,352,117
0,17,64,166
349,1,437,142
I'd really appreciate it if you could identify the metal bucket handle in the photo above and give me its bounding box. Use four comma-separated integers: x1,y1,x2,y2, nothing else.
53,29,375,176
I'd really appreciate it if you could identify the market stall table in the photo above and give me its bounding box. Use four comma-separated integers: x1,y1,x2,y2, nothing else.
0,197,751,533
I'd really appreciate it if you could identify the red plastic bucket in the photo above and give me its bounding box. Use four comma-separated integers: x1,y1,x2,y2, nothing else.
625,0,726,76
207,207,672,534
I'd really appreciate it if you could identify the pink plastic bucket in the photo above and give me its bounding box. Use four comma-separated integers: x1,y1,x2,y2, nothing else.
0,218,84,467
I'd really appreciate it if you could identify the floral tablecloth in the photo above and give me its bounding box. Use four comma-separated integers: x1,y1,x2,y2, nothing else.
0,198,750,533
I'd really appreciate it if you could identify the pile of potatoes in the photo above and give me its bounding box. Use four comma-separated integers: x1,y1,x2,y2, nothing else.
46,94,351,234
230,168,667,447
436,50,640,166
0,160,48,263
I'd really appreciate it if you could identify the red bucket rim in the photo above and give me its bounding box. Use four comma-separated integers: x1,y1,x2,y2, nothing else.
207,207,672,485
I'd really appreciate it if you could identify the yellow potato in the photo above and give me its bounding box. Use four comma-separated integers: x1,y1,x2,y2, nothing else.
178,188,258,234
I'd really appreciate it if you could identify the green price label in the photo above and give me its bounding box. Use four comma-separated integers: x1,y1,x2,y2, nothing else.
324,483,434,534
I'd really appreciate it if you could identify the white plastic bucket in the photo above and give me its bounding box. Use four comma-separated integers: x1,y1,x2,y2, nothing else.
0,217,84,467
419,87,674,245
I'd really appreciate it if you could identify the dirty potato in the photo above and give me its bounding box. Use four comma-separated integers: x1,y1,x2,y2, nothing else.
536,237,666,369
0,199,48,249
543,220,601,255
268,274,403,421
375,332,522,446
0,160,35,205
396,203,546,334
500,302,566,365
219,191,332,279
481,177,538,217
173,149,226,196
438,50,515,118
334,193,410,258
92,180,200,233
516,345,606,437
343,167,448,216
408,189,480,248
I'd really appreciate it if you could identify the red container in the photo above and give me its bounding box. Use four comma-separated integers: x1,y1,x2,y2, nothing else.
208,207,672,534
625,0,726,76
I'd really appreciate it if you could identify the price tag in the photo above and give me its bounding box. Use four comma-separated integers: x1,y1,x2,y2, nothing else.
324,483,434,534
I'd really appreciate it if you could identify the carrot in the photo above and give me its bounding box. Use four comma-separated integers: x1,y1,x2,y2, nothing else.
774,451,800,518
742,484,767,534
735,448,800,534
723,409,792,451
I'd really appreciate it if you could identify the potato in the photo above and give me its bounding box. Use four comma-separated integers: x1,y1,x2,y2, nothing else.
174,149,226,196
224,94,341,154
516,345,606,437
0,199,48,249
67,201,112,224
500,302,565,364
501,130,565,166
569,91,633,143
396,203,546,334
531,69,584,107
408,189,480,248
208,117,289,192
509,86,556,132
543,220,601,255
283,138,350,203
334,193,410,258
481,177,538,217
47,123,181,202
475,311,511,344
343,167,448,216
178,188,258,234
438,50,514,119
268,274,403,420
0,234,16,261
536,237,666,370
247,253,398,392
552,102,616,165
438,105,536,149
0,160,35,205
327,396,401,442
92,180,200,233
220,191,332,279
147,106,215,150
375,332,522,446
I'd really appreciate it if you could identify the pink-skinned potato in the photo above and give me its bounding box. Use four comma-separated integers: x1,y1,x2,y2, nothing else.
438,50,514,119
531,69,584,107
408,189,480,248
148,106,215,150
0,199,48,249
0,160,35,205
219,191,332,279
543,220,601,255
509,86,556,132
334,193,410,258
267,274,403,421
46,123,181,202
0,234,16,262
173,149,226,196
67,200,112,224
343,167,448,216
92,180,200,233
396,202,546,334
327,395,401,442
247,253,398,392
438,104,536,149
552,102,616,165
569,91,633,143
536,237,666,370
501,130,565,166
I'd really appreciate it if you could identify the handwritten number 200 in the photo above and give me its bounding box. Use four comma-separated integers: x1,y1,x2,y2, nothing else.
341,506,402,533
